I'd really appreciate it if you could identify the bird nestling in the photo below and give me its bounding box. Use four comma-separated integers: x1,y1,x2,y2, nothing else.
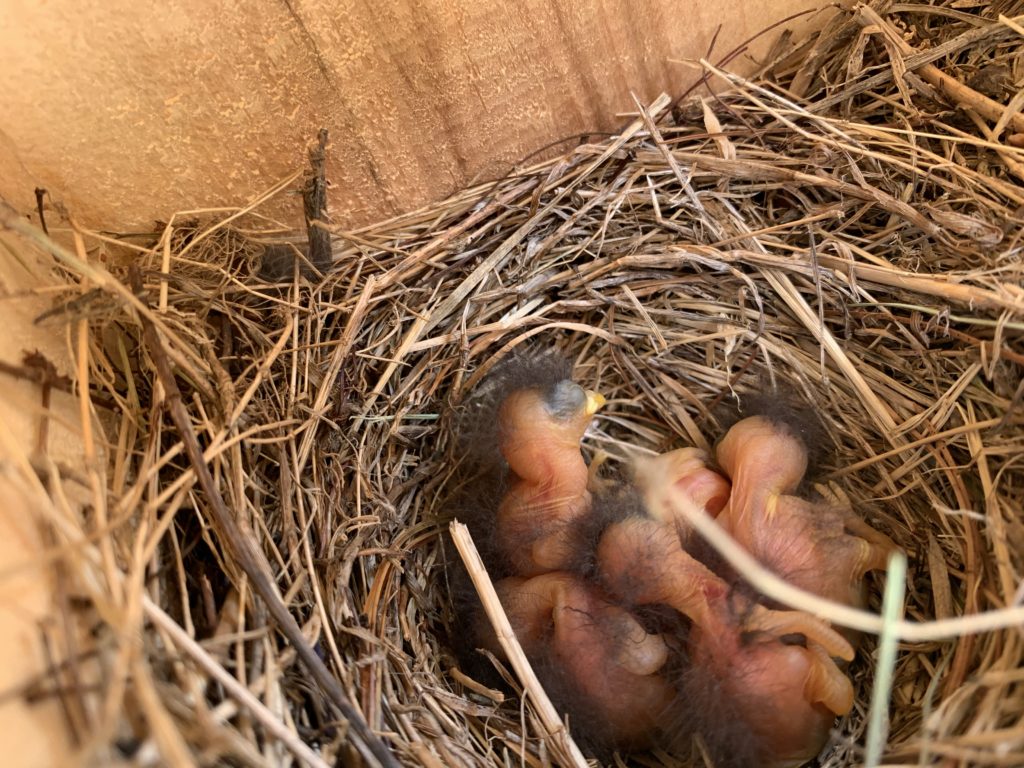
595,501,856,767
495,378,605,576
448,351,898,767
478,571,674,749
714,414,899,613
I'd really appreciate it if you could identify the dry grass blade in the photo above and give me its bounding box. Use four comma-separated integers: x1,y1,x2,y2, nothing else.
449,522,588,768
125,265,398,768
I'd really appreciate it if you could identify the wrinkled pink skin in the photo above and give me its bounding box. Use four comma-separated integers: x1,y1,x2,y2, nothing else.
715,417,898,611
496,387,596,576
630,442,859,763
488,572,675,749
692,634,837,767
706,416,902,764
596,515,855,767
487,388,894,766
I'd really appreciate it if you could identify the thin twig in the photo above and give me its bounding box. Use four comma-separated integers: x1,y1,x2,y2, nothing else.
449,521,589,768
127,265,398,768
304,128,332,274
143,596,332,768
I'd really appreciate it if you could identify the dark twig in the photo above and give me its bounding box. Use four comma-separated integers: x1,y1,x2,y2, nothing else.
127,265,398,768
809,15,1021,114
21,351,67,455
0,352,73,395
34,188,49,236
35,621,85,746
304,128,332,274
33,288,110,325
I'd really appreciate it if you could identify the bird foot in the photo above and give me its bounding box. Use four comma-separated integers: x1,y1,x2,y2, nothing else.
746,605,855,663
804,641,856,715
634,447,732,525
745,604,856,716
844,516,900,575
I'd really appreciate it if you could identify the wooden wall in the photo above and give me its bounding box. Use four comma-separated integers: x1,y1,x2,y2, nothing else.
1,0,828,231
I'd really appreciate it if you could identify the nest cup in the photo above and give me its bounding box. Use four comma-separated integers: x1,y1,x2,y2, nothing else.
4,2,1024,765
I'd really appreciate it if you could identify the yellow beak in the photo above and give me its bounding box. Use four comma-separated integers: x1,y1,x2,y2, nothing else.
584,390,606,416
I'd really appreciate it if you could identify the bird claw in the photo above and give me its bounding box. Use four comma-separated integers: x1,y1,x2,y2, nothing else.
634,448,732,530
811,480,851,510
587,449,615,493
743,604,855,716
746,605,855,663
637,447,709,487
845,516,900,575
814,481,899,577
804,642,856,715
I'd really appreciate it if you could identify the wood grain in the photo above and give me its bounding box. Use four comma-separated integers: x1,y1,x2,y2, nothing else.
0,0,829,230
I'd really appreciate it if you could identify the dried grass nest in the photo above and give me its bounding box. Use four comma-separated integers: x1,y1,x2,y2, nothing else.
5,1,1024,766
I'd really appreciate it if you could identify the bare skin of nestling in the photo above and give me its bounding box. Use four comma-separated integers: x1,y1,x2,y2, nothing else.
633,446,732,529
715,416,899,610
495,381,605,576
484,572,675,748
475,371,886,765
488,377,675,749
597,515,856,766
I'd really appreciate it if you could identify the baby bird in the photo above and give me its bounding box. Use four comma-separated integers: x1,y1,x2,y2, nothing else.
495,378,605,576
715,415,898,611
482,572,675,749
453,356,889,767
596,510,856,767
634,483,860,765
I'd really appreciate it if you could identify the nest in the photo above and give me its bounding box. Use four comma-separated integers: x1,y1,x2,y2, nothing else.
4,1,1024,765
